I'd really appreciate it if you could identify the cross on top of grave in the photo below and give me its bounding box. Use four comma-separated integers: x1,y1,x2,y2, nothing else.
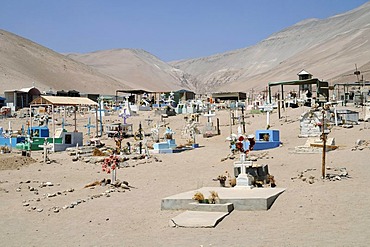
84,117,95,136
120,108,130,124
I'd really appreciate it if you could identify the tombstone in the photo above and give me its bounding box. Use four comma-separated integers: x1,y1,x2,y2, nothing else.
139,94,151,111
175,103,185,114
203,108,217,137
38,138,53,162
234,154,270,185
152,127,177,153
336,109,359,125
118,108,133,137
263,104,273,128
299,110,324,138
150,123,160,142
242,130,280,151
0,126,23,148
233,154,254,188
365,106,370,122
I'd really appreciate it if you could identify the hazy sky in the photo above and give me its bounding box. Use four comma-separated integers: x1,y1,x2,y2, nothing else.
1,0,369,61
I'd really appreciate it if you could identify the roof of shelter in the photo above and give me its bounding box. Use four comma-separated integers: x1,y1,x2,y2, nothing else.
268,78,325,87
116,89,154,95
31,95,98,106
297,69,312,76
4,86,41,94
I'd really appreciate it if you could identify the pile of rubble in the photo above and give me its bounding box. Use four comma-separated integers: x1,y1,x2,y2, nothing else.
221,151,271,162
20,178,135,214
291,168,317,184
351,139,369,151
66,146,162,167
325,167,350,181
291,167,350,184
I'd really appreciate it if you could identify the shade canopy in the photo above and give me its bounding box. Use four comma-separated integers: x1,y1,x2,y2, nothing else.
31,95,98,106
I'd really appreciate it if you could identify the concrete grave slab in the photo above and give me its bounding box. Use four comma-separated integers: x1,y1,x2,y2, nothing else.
170,211,229,228
162,187,285,211
188,202,234,213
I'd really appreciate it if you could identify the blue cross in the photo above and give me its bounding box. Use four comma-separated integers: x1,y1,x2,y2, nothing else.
84,117,95,136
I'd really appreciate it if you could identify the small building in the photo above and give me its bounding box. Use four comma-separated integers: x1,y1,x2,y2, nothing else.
56,90,68,97
174,89,196,103
56,90,80,97
297,69,313,94
80,93,100,103
4,86,41,110
212,92,247,102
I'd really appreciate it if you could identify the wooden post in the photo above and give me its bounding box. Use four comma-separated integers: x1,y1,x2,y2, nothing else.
241,106,246,133
242,114,245,134
281,84,285,110
112,169,116,183
277,93,281,119
139,122,142,154
74,106,77,132
229,109,232,137
95,106,99,137
217,118,220,135
321,110,327,178
52,104,55,152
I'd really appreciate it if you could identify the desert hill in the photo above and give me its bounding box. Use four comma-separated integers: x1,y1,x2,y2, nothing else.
66,49,195,92
171,1,370,93
1,2,370,95
0,29,128,95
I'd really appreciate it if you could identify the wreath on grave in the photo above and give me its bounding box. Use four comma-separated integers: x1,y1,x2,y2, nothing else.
231,134,256,154
102,155,119,174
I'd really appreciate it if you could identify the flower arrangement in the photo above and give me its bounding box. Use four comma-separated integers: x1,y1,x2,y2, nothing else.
102,155,118,174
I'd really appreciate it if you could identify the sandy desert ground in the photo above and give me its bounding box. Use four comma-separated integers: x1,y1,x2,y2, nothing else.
0,104,369,247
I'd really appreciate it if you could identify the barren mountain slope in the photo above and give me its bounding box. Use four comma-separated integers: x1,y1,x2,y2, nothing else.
67,49,195,92
2,2,370,96
0,30,127,95
172,1,370,93
221,24,370,92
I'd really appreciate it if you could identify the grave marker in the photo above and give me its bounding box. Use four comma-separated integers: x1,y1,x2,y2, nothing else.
84,117,95,136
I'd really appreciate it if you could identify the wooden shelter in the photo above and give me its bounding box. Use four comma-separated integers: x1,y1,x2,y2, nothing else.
31,95,99,137
268,78,329,105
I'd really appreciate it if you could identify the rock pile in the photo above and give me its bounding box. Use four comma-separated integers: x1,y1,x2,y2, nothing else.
325,167,350,181
291,167,350,184
20,178,135,214
351,139,369,151
291,168,317,184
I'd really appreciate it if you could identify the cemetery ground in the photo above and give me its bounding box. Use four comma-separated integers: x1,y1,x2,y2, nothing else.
0,106,369,246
